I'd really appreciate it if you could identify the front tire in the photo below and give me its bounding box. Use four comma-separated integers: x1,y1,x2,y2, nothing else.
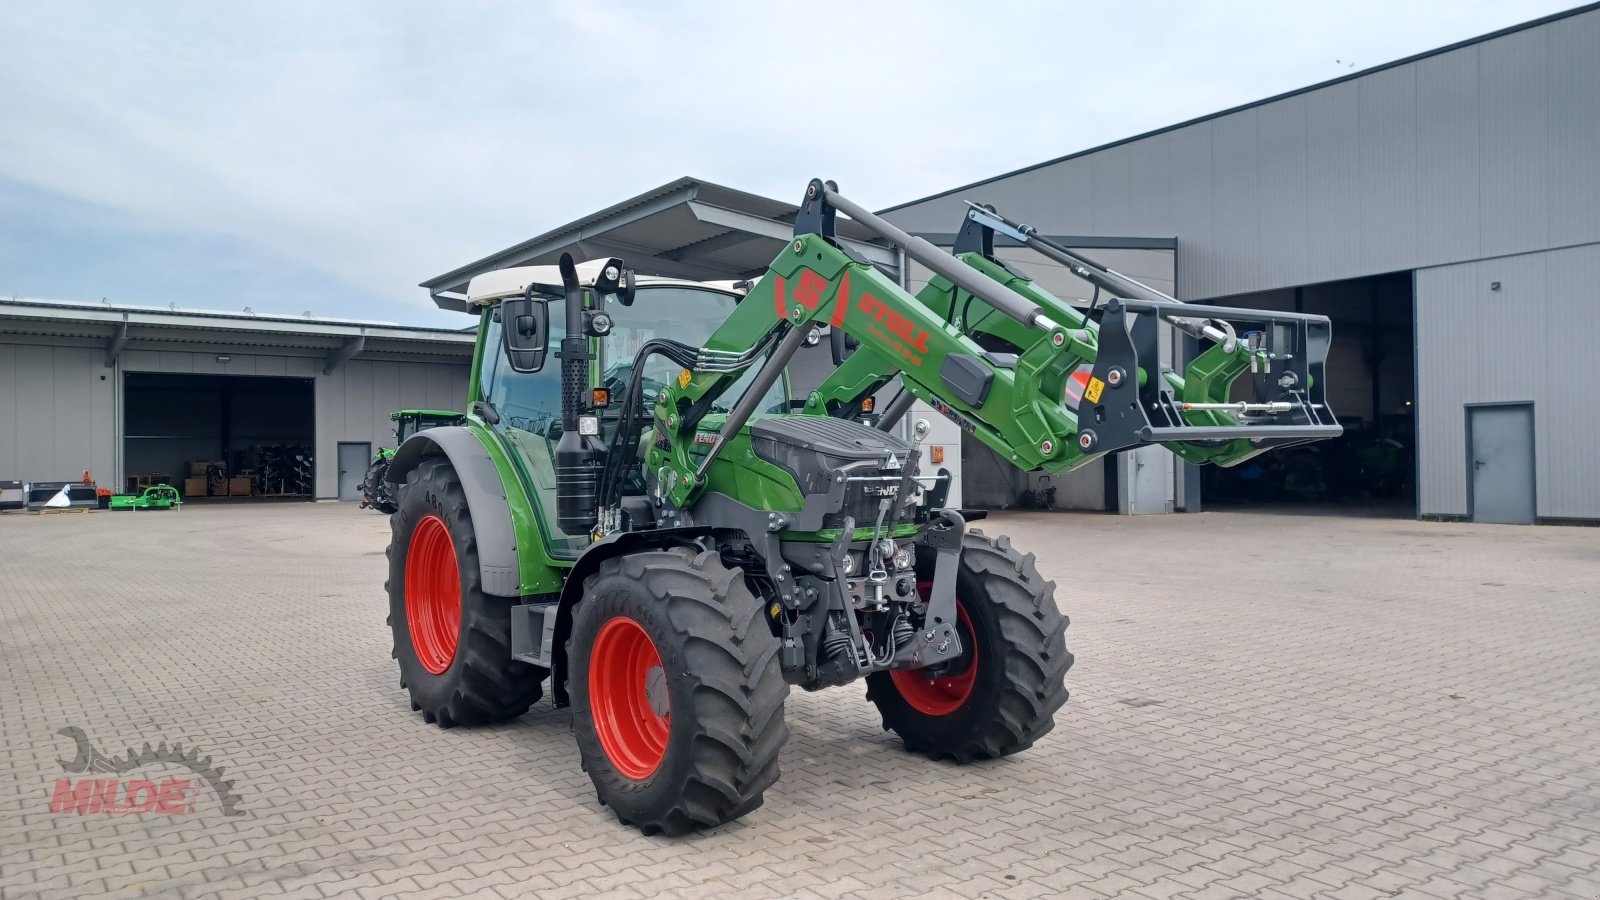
387,457,545,727
867,531,1071,762
569,547,788,836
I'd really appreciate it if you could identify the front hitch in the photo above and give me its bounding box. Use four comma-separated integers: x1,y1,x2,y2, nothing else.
895,508,966,669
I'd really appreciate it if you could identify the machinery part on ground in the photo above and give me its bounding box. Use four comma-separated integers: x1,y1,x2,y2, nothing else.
1017,475,1056,510
567,547,788,836
381,178,1338,834
866,531,1070,762
255,444,314,497
386,457,546,727
108,485,182,511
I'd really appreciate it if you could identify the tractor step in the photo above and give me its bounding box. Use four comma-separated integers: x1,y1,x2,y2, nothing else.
510,601,560,669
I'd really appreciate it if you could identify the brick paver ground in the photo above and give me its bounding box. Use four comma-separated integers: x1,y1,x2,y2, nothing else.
1,503,1596,899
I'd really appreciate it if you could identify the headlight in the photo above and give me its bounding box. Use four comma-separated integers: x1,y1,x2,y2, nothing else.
840,552,857,576
892,543,914,570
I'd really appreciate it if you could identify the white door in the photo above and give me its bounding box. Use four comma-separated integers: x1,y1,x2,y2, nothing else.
336,442,371,502
1469,404,1535,525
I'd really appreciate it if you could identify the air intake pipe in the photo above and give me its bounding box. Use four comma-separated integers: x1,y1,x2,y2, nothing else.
552,253,605,535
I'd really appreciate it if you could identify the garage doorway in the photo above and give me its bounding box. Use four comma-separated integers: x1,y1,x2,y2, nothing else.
1195,271,1417,515
123,373,315,501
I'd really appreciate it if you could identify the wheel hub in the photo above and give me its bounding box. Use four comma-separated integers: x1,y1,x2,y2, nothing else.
405,514,461,675
645,665,669,717
590,617,671,780
890,601,978,716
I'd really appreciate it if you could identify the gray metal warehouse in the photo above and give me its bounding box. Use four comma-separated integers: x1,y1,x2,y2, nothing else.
0,298,471,502
423,4,1599,524
878,3,1600,524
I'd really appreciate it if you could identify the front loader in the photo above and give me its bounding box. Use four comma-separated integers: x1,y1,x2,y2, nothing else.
382,179,1340,835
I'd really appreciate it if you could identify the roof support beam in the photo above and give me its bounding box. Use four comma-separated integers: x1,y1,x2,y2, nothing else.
430,291,472,313
687,201,900,270
573,239,741,282
324,332,366,374
104,316,129,368
910,232,1177,250
663,229,760,261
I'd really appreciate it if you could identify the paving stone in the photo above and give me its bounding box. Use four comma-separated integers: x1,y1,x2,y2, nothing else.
0,506,1596,899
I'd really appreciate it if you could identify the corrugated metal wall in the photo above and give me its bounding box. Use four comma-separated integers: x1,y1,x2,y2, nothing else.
313,358,469,498
1415,243,1600,520
883,8,1600,302
0,339,469,499
0,342,118,485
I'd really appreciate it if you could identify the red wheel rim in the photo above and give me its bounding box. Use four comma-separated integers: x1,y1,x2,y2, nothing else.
891,598,979,716
590,616,670,780
405,514,461,675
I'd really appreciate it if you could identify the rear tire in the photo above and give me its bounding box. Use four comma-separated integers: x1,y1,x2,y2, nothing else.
387,457,544,727
569,547,788,836
866,531,1071,762
362,457,398,514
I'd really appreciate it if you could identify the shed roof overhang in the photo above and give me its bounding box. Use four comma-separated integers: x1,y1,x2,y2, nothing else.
420,177,900,312
0,298,475,368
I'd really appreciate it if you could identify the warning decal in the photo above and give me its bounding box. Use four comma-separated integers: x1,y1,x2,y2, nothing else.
1084,376,1105,404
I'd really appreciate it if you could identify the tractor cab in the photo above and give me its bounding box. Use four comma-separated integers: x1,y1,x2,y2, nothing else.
391,409,463,444
464,259,786,556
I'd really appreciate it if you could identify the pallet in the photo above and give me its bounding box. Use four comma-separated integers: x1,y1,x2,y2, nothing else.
37,507,92,516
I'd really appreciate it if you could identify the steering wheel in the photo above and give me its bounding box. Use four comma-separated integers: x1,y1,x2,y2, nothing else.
603,364,671,409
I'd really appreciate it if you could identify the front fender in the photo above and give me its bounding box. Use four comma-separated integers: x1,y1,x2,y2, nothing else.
546,527,712,706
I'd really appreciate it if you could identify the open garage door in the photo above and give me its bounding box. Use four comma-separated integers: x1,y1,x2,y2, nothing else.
123,373,315,501
1195,271,1416,515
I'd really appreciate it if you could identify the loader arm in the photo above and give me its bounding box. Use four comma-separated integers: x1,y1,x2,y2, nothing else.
647,180,1340,512
807,202,1341,469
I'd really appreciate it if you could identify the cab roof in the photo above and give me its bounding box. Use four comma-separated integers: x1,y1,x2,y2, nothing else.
464,258,743,307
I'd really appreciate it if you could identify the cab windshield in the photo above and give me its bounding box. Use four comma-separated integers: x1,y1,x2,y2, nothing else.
478,284,786,556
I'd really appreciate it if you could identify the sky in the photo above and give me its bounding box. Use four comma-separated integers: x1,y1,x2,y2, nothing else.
0,0,1583,327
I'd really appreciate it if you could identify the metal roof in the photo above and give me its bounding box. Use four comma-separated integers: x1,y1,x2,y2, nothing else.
0,296,473,370
420,177,900,311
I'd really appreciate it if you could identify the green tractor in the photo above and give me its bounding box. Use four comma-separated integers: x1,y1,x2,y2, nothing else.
383,180,1340,834
359,409,463,513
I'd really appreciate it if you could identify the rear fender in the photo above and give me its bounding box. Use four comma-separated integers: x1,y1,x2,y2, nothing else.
387,425,557,597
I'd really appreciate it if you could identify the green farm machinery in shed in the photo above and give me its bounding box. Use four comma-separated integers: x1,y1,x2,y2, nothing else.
108,485,181,511
381,180,1341,834
359,409,463,513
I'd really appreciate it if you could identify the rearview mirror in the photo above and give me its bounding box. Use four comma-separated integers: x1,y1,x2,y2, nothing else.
502,294,549,373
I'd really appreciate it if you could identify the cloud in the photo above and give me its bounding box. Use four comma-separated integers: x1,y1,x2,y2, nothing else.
0,0,1578,321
